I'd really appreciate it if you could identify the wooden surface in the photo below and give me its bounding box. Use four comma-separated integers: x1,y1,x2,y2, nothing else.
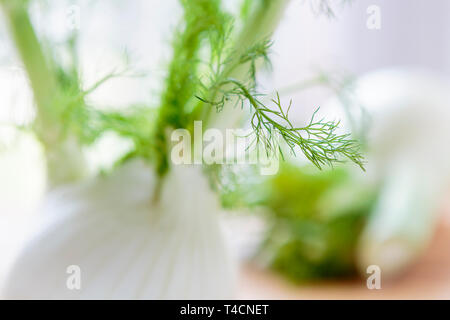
237,213,450,300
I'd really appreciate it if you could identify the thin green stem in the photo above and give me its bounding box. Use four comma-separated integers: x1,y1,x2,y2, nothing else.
197,0,291,128
1,1,86,186
1,1,61,143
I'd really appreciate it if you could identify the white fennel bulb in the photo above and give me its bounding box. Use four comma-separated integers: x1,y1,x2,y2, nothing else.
328,68,450,277
2,160,235,299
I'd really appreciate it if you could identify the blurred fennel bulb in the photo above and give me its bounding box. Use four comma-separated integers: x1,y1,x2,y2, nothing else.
3,160,234,299
328,68,450,277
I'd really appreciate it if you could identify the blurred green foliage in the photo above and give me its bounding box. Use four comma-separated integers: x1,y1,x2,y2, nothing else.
258,163,376,281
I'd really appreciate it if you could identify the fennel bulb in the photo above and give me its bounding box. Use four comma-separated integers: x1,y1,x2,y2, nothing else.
2,160,234,299
328,68,450,277
1,0,366,299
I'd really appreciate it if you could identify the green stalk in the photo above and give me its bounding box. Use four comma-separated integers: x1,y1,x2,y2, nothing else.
1,1,59,140
1,1,86,186
149,0,290,194
203,0,291,129
150,0,290,200
221,0,290,82
152,0,226,178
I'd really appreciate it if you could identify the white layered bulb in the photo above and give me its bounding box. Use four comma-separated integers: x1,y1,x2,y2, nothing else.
2,160,235,299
